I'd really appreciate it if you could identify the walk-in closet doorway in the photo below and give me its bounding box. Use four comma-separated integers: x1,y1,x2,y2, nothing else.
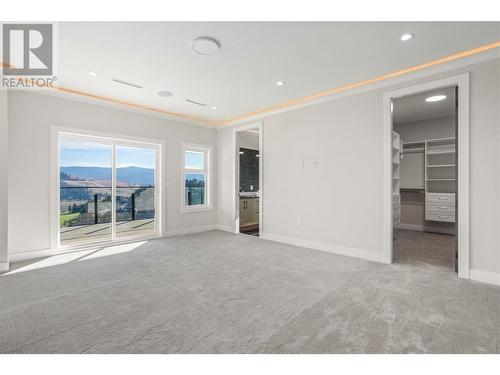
382,73,470,279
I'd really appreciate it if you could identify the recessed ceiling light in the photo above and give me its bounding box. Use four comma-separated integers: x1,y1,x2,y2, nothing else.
425,95,447,102
401,33,414,41
158,91,173,98
210,106,217,110
276,80,285,86
192,37,221,55
88,71,98,76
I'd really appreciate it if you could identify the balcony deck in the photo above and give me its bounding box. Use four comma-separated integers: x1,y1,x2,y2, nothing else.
60,219,155,246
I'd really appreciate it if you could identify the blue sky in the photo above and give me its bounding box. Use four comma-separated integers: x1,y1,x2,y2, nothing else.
185,150,204,169
60,139,156,169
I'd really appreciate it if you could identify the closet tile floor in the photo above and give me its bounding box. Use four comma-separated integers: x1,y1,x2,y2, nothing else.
394,228,455,271
1,230,499,353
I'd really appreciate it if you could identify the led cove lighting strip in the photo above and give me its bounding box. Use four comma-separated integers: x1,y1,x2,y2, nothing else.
221,41,500,125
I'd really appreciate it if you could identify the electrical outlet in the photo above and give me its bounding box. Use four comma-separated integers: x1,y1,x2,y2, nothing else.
297,218,303,227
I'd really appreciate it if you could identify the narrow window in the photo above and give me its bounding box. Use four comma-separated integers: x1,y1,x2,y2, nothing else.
183,144,210,211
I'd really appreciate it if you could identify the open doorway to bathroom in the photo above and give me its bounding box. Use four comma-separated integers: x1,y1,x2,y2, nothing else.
236,126,261,236
392,86,458,272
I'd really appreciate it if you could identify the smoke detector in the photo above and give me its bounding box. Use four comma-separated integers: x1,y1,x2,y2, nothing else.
192,37,221,55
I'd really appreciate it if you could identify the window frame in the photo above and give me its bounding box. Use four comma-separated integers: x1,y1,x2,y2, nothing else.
51,127,164,252
181,143,212,213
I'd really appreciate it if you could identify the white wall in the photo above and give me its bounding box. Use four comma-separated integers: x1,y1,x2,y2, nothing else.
394,116,455,143
217,127,237,232
239,132,259,150
7,91,218,256
261,91,384,259
0,91,8,271
218,57,500,275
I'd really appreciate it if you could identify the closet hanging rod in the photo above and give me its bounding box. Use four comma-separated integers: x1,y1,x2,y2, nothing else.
400,188,425,193
403,141,425,146
402,148,424,154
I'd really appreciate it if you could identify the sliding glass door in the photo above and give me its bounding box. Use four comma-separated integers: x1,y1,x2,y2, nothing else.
115,145,156,239
59,138,113,246
58,133,159,247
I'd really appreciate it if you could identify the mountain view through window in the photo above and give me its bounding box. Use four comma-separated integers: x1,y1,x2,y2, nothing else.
59,137,157,245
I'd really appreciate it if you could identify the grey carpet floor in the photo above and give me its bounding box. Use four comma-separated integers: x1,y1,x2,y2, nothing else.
1,230,499,353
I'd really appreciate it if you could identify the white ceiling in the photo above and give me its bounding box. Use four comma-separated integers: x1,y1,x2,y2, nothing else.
393,86,456,124
56,22,499,124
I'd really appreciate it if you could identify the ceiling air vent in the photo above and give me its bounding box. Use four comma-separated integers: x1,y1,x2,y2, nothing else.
185,98,207,107
111,77,144,89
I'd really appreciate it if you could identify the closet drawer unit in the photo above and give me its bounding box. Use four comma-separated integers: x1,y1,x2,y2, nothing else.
425,213,455,223
426,193,455,204
426,202,455,216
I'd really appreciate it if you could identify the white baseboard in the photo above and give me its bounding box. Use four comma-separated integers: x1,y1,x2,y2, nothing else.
0,261,9,272
469,269,500,287
260,232,382,263
9,248,52,263
216,224,237,233
165,224,218,237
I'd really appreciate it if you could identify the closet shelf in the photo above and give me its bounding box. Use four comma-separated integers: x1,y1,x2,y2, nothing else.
392,131,401,226
427,164,456,168
426,178,456,181
418,137,457,223
426,149,456,155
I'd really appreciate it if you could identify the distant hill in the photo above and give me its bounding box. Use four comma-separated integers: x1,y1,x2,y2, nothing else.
116,166,155,186
61,166,154,186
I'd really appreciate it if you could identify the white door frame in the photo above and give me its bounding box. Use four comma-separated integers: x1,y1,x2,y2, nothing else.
382,73,470,279
232,121,263,236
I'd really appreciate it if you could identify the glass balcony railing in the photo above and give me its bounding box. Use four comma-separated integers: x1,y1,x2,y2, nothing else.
185,186,205,206
59,186,155,245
